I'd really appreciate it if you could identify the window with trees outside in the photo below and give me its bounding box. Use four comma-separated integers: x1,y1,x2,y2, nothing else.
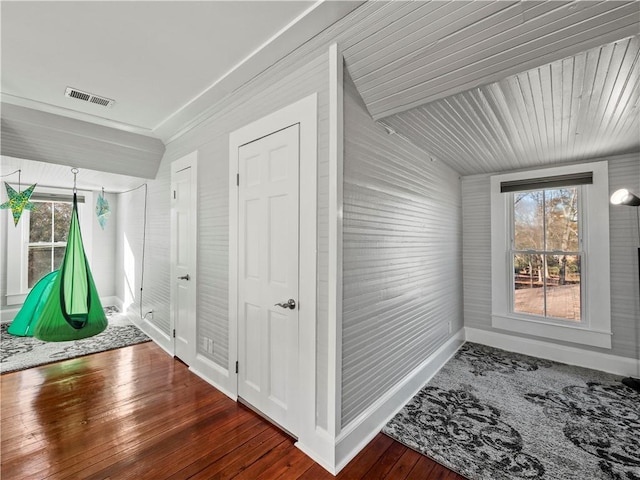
512,187,581,322
27,200,72,288
490,161,611,349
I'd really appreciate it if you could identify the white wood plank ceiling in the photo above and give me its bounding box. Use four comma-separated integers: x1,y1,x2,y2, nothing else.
343,1,639,121
380,36,640,175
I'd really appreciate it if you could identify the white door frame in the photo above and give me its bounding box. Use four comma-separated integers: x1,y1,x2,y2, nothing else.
170,151,198,361
229,93,317,442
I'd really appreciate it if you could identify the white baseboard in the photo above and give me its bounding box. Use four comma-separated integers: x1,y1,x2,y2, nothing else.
190,353,236,401
132,315,173,356
465,327,640,378
0,307,20,324
334,331,465,473
296,427,337,475
101,296,123,310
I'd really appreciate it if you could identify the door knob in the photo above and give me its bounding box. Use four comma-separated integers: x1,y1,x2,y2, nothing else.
178,274,190,281
274,299,296,310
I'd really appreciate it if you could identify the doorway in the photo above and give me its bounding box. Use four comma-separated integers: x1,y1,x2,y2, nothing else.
237,125,300,435
171,151,198,366
228,93,318,441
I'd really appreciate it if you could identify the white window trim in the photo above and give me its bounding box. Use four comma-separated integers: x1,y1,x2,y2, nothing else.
5,187,93,305
490,161,612,349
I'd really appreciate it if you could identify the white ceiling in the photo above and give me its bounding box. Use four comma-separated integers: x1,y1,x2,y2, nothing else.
381,36,640,175
1,0,638,184
1,0,360,141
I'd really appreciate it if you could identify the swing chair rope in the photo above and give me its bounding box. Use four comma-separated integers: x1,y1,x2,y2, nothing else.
113,182,149,320
0,168,21,178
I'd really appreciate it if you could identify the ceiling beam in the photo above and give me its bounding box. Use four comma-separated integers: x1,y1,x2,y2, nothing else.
1,103,165,179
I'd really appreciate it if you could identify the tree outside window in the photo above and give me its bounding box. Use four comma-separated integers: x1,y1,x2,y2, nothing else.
28,201,72,287
512,187,581,321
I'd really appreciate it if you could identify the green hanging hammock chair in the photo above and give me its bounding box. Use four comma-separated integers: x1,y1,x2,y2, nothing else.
7,270,58,337
32,192,107,342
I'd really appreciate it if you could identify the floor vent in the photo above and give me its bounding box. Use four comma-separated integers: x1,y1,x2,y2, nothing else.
65,87,115,108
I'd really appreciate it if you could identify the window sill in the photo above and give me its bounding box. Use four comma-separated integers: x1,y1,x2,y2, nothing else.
491,314,612,349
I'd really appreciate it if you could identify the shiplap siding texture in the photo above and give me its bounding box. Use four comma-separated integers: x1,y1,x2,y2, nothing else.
151,51,332,429
115,172,171,334
341,1,639,119
382,37,640,176
341,72,463,426
462,154,639,359
113,2,400,434
1,103,165,179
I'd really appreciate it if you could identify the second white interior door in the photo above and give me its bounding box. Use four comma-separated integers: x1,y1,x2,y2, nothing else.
237,124,300,436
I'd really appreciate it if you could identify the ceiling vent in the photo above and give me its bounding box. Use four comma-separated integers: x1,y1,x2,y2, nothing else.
64,87,115,108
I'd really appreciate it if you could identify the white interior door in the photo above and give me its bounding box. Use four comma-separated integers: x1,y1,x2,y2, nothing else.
238,125,299,435
171,158,197,365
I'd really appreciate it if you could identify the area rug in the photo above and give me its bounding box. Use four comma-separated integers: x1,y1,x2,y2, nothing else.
1,309,151,374
383,342,640,480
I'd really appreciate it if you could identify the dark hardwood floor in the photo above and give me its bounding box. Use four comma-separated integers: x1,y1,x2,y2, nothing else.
1,341,464,479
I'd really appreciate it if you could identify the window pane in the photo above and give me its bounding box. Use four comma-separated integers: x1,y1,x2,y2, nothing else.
28,247,52,288
514,192,543,250
54,246,66,270
54,203,72,242
545,254,581,321
545,188,578,251
513,253,544,316
29,202,52,243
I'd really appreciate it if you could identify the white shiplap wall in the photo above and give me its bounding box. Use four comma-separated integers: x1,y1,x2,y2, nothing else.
138,50,331,429
341,71,463,426
115,172,171,334
462,154,640,359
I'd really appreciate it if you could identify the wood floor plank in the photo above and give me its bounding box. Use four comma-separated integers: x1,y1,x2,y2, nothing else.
381,448,422,479
0,341,461,480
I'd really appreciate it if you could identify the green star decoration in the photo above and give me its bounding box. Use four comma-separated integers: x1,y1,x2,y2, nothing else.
0,182,37,226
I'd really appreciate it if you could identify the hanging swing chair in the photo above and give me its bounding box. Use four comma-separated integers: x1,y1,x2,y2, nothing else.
8,168,108,342
7,270,58,337
34,189,107,340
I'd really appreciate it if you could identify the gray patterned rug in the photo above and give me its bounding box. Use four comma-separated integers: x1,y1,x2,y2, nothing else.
383,342,640,480
1,309,151,374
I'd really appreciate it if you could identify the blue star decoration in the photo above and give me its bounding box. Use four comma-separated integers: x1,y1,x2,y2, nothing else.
0,182,37,226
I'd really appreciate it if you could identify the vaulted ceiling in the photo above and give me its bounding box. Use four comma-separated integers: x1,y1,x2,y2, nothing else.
1,1,639,183
341,0,640,175
380,36,640,175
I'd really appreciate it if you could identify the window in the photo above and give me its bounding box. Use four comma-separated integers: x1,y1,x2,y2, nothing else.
27,201,72,288
4,188,92,306
512,187,581,322
491,162,611,349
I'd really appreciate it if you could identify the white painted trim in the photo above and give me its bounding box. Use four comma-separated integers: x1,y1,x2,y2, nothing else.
228,93,318,446
492,314,612,349
101,296,122,310
1,92,156,137
170,151,199,363
490,161,612,349
132,314,173,356
190,353,237,401
327,42,344,440
334,332,465,474
0,307,20,324
296,427,338,475
157,2,364,143
465,327,640,378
